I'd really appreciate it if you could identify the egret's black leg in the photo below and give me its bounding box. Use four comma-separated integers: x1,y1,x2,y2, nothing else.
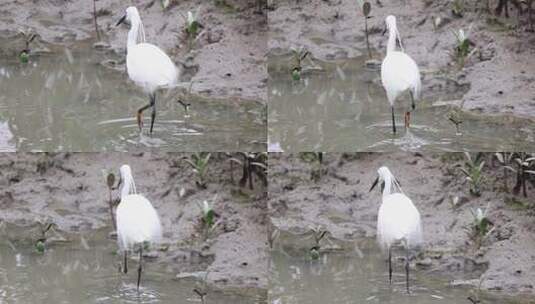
405,247,410,294
388,247,393,285
137,246,143,292
137,93,156,132
150,97,157,134
123,251,128,274
391,106,397,134
410,91,416,110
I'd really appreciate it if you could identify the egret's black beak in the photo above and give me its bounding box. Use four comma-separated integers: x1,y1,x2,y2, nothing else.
382,26,387,36
369,177,379,192
114,174,122,190
116,15,127,26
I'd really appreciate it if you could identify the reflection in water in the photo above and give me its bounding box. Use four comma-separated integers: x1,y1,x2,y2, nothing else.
268,56,535,152
0,229,258,304
0,46,265,151
270,239,530,304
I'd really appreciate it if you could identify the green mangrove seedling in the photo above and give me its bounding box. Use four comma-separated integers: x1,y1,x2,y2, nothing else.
308,225,327,260
18,29,37,64
467,203,494,248
198,199,215,229
184,153,211,189
35,221,56,254
290,46,309,81
102,169,118,230
459,152,485,196
451,25,476,68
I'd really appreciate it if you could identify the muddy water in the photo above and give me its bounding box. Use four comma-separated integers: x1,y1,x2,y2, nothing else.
268,56,535,152
269,238,531,304
0,228,257,304
0,46,265,152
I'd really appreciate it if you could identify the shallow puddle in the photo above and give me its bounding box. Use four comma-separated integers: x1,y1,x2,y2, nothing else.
268,56,535,152
0,228,259,303
0,45,265,152
269,238,532,304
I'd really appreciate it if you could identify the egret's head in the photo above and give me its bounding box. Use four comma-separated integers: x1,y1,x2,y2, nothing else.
116,6,140,27
370,166,400,194
383,15,397,35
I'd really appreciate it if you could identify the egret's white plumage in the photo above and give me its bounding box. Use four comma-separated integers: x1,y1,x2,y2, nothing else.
381,15,421,134
371,166,422,293
118,6,179,133
116,164,162,291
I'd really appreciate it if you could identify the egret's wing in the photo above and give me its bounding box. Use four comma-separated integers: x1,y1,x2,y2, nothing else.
377,193,422,250
381,51,421,100
116,194,162,250
126,43,178,90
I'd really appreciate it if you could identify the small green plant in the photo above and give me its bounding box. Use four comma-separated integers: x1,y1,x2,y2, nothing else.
180,9,203,49
300,152,324,182
228,152,267,190
184,153,211,189
308,225,327,260
18,29,36,64
290,46,309,81
451,25,476,68
198,199,215,229
467,203,494,249
35,221,56,254
459,152,485,196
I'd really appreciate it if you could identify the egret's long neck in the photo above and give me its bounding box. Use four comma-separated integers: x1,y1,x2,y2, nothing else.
381,173,402,198
120,172,137,199
387,26,397,54
127,17,145,51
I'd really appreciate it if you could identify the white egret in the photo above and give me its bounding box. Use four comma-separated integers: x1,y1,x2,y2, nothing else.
370,166,423,293
381,15,421,134
116,6,180,134
116,164,162,291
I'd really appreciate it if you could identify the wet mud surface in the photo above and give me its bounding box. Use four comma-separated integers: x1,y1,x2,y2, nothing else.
268,153,535,297
0,153,268,301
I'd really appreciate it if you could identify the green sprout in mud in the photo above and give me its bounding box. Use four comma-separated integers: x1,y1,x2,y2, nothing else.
35,221,56,254
467,203,494,249
451,25,476,68
308,225,327,260
180,9,203,49
447,100,465,135
161,0,171,9
184,153,211,189
356,0,372,59
193,271,210,304
228,152,268,190
459,152,485,196
300,152,324,182
198,199,215,229
18,29,37,64
290,46,309,81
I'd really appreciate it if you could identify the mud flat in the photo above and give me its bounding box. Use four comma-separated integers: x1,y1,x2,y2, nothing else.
268,153,535,296
0,153,268,300
268,0,535,119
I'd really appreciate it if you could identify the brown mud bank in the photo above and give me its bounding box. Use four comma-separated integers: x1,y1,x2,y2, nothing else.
0,153,268,299
268,153,535,296
0,0,267,102
268,0,535,118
